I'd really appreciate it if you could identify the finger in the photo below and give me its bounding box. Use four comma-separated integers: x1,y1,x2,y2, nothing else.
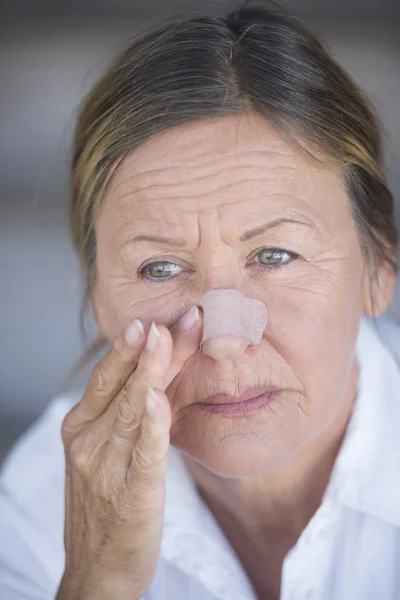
69,319,148,426
135,322,174,390
107,307,202,454
127,386,171,495
166,305,203,384
107,323,173,465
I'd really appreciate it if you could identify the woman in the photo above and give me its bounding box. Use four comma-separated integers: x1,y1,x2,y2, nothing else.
1,3,400,599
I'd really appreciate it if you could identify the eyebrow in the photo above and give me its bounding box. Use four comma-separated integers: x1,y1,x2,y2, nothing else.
124,233,187,247
239,217,311,241
124,218,310,248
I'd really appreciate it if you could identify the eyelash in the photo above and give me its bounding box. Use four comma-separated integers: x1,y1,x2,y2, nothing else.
139,248,299,285
249,248,299,270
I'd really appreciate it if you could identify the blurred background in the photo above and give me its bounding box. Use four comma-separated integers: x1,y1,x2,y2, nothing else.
1,0,400,463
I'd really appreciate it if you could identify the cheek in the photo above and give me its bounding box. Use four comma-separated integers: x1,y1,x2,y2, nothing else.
96,272,192,339
266,262,363,419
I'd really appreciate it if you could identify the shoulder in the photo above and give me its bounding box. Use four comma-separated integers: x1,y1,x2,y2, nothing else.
0,391,82,596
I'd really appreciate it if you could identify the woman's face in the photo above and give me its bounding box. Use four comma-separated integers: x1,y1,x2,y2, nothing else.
93,114,393,477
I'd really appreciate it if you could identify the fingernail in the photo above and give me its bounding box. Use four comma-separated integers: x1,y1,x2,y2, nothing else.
146,322,160,351
125,319,144,346
179,305,200,331
146,386,158,416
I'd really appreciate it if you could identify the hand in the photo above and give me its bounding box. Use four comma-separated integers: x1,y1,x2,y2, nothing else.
56,306,202,600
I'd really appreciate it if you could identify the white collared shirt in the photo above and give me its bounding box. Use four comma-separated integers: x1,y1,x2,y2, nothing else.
1,315,400,600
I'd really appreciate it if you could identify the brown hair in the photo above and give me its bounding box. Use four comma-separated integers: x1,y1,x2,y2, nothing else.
65,1,398,382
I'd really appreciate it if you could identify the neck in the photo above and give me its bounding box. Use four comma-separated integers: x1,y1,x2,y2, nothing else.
184,361,358,540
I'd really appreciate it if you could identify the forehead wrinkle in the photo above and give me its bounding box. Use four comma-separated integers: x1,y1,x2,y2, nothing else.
104,146,343,244
174,147,293,168
121,167,274,197
111,161,298,202
109,188,327,254
125,178,269,204
133,146,297,174
108,146,304,201
106,182,332,254
111,170,303,211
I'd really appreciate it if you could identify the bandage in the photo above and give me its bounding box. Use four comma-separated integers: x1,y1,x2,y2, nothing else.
200,289,268,345
172,289,268,345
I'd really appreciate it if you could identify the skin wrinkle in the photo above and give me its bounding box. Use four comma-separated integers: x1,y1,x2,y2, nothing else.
106,133,290,181
92,115,395,584
115,215,322,270
112,195,330,257
117,165,289,196
116,188,315,214
116,176,300,205
107,136,304,201
108,149,267,182
113,163,299,197
116,225,317,269
116,217,314,252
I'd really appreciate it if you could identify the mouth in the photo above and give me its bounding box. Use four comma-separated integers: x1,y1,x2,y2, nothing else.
196,385,280,418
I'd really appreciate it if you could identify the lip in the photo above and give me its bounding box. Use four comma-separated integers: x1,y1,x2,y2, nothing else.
196,385,280,418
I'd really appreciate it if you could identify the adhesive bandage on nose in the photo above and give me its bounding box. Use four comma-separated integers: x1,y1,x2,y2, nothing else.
172,289,268,346
200,289,268,346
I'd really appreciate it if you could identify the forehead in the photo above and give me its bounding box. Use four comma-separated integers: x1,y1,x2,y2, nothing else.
101,113,347,227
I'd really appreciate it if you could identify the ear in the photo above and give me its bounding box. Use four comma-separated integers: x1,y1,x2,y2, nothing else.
363,259,397,317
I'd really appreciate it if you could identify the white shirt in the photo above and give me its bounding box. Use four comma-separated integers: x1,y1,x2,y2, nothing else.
1,315,400,600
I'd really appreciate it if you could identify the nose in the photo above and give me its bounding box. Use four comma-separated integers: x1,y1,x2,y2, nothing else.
199,288,268,361
201,334,251,361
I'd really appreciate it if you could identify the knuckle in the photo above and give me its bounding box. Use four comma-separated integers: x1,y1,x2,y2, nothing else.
115,396,138,431
133,443,167,475
112,335,130,362
90,362,112,395
68,433,91,473
119,379,130,403
61,408,81,441
61,411,74,437
114,372,135,409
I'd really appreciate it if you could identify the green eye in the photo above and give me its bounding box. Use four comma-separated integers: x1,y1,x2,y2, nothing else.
255,248,296,266
142,261,181,280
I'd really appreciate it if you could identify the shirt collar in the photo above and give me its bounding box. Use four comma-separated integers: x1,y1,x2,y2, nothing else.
326,315,400,527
